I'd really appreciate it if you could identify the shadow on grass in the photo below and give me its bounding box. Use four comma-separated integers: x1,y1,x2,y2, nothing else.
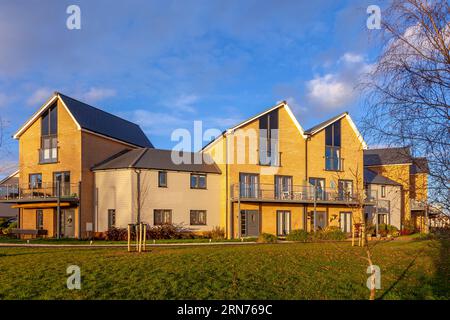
430,232,450,299
0,250,55,258
377,248,423,300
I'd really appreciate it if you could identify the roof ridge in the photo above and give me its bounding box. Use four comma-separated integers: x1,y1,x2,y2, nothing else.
304,111,348,134
130,148,149,167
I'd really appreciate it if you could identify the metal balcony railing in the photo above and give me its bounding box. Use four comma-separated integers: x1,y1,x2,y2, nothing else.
231,183,372,204
0,182,79,201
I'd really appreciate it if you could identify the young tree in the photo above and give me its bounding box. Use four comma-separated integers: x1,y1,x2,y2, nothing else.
362,0,450,212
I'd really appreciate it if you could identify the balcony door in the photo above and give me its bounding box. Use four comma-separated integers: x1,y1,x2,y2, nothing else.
338,180,353,200
53,172,71,197
309,178,325,200
277,210,291,236
239,173,259,198
275,176,293,200
339,212,352,233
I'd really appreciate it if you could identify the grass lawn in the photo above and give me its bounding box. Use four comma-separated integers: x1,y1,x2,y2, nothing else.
0,239,448,300
0,237,254,245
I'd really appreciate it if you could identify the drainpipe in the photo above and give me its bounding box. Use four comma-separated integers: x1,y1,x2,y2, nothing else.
56,180,61,239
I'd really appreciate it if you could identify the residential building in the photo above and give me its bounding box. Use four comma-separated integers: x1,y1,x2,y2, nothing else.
0,92,153,238
0,171,19,219
364,168,402,229
93,148,221,233
364,147,429,231
203,101,371,238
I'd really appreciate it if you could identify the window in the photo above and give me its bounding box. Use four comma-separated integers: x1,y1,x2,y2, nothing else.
40,103,58,163
381,186,386,198
41,103,58,136
190,174,207,189
259,109,279,166
378,214,388,225
190,210,207,225
29,173,42,188
239,173,260,198
325,120,342,171
107,209,116,229
158,171,167,187
275,175,293,199
36,210,44,230
154,209,172,225
338,180,353,200
277,211,291,236
309,177,325,200
53,172,71,196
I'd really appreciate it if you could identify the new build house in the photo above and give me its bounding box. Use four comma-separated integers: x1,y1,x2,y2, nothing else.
0,93,429,238
202,101,372,239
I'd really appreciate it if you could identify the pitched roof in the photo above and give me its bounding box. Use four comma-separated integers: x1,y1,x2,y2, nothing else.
411,157,429,174
202,101,306,151
364,147,412,166
0,170,19,185
304,112,368,149
92,148,221,174
14,92,154,148
58,93,153,148
364,168,401,186
305,112,348,134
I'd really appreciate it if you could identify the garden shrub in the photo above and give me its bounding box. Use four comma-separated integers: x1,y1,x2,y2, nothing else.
257,233,278,243
312,226,346,241
401,219,416,235
204,226,225,240
286,229,309,242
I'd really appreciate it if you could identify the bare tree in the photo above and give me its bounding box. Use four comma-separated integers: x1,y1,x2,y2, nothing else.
361,0,450,212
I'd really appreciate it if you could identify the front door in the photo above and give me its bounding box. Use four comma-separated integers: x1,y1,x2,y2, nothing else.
241,210,260,237
61,209,75,238
340,212,352,233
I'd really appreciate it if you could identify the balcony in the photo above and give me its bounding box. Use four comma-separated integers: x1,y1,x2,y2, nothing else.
325,156,344,171
0,182,79,202
231,183,374,205
411,199,427,211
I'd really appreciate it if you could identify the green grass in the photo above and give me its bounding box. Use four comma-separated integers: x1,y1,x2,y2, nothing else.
0,239,448,300
0,237,256,245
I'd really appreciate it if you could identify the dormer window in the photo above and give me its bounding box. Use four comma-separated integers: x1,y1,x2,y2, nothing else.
39,103,58,164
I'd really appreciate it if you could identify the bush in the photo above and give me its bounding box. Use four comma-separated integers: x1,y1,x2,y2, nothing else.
105,227,129,241
286,229,309,242
257,233,278,243
312,226,347,241
401,219,416,235
204,226,225,240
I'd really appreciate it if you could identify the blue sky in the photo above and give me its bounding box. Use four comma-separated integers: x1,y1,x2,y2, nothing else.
0,0,384,175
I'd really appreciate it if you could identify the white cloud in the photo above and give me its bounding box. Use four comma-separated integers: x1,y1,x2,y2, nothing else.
340,52,364,64
304,52,371,110
307,74,355,109
26,88,53,107
169,94,199,113
81,87,116,103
